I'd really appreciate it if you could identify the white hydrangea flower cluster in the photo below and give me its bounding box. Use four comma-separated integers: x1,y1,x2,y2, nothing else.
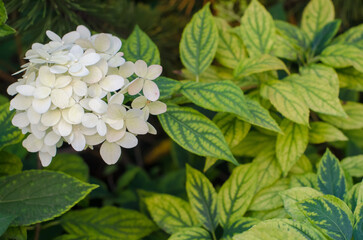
8,25,166,166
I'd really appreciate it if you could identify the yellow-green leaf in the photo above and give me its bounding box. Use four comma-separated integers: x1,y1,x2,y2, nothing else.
248,208,289,221
289,155,313,175
249,179,289,211
341,155,363,177
332,23,363,49
290,173,318,189
344,183,362,212
0,151,22,177
320,101,363,130
280,187,322,221
337,67,363,91
218,164,258,227
180,3,218,76
301,0,335,41
309,122,348,144
240,0,275,57
260,80,309,125
275,20,308,49
276,119,309,176
231,131,276,157
298,195,354,240
0,102,23,149
186,165,218,232
169,227,211,240
158,105,237,164
223,218,259,239
144,193,199,234
353,203,363,240
317,149,347,200
180,81,252,121
321,44,363,72
154,77,183,99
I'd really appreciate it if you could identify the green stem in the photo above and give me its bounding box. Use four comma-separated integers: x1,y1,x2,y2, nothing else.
212,231,217,240
196,75,199,82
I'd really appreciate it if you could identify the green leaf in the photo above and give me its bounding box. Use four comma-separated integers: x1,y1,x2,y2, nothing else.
245,97,281,133
180,3,218,76
213,112,250,148
321,44,363,72
332,23,363,49
301,0,335,41
0,103,23,149
320,102,363,130
158,105,237,164
276,119,309,176
0,24,15,37
0,170,97,226
234,55,289,80
0,213,16,236
253,150,281,192
344,183,362,212
234,219,327,240
154,77,182,99
309,122,348,144
310,20,341,55
248,208,289,221
215,18,245,69
144,193,199,234
289,155,313,175
341,155,363,177
181,81,252,121
275,20,308,49
290,173,318,189
232,131,276,157
123,25,160,65
271,34,298,61
54,235,100,240
169,228,211,240
249,179,289,211
223,218,259,239
280,187,322,221
0,0,7,23
0,151,22,177
186,165,218,232
240,0,275,57
317,149,347,200
353,203,363,240
46,153,89,182
285,74,346,117
218,163,258,227
61,206,156,240
0,227,26,240
260,80,309,125
337,67,363,91
298,195,354,240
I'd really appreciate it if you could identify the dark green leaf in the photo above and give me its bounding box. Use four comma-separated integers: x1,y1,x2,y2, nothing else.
154,77,182,99
0,151,22,177
0,103,23,149
311,20,341,55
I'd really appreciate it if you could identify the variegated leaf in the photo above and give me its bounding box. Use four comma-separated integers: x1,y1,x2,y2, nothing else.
341,155,363,177
353,203,363,240
169,227,211,240
253,150,281,192
231,131,276,157
309,122,348,144
223,218,259,240
290,173,318,189
289,155,313,175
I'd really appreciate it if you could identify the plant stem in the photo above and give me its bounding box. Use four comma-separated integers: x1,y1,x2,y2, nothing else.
196,75,199,82
212,231,217,240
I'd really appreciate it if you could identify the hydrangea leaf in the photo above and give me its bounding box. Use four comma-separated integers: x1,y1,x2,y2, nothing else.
0,170,97,226
290,173,318,189
274,20,308,49
353,203,363,240
158,105,237,164
332,23,363,49
0,151,22,177
337,68,363,91
309,122,348,144
218,163,258,227
289,155,313,175
144,193,199,234
271,34,298,61
123,25,160,65
213,112,250,148
169,227,211,240
231,131,276,157
298,195,354,240
0,102,23,149
317,149,347,200
260,80,309,125
222,217,259,240
180,3,218,76
234,219,326,240
61,206,156,240
240,0,275,57
320,44,363,72
186,165,218,232
280,187,322,221
234,55,289,80
319,101,363,130
310,20,341,55
276,119,309,176
249,179,289,211
301,0,335,41
341,155,363,177
180,81,252,121
0,213,16,236
154,77,182,99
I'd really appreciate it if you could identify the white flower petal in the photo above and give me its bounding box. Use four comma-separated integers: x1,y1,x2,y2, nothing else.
108,92,125,105
33,86,51,99
117,132,138,148
118,61,135,78
131,96,147,109
148,101,167,115
16,85,35,96
143,80,160,101
39,66,55,87
7,82,20,96
12,112,29,128
108,55,125,68
108,36,122,54
30,123,46,139
83,66,103,84
73,80,87,97
41,144,56,157
145,65,162,80
55,119,72,136
41,109,61,127
126,118,148,135
82,113,98,128
147,122,157,135
79,53,101,66
85,134,105,145
27,107,41,124
39,152,52,167
97,120,107,136
77,25,91,39
126,108,143,119
127,78,144,95
106,127,126,143
71,65,90,78
70,45,84,59
95,58,108,76
94,34,111,52
10,94,32,110
46,30,62,42
88,84,103,98
69,62,83,73
71,132,86,151
100,141,121,165
68,104,84,124
99,75,124,92
50,65,68,74
89,98,108,114
50,55,70,65
51,89,69,109
55,76,72,88
22,134,43,152
62,31,80,44
134,60,148,77
32,97,51,114
44,131,61,146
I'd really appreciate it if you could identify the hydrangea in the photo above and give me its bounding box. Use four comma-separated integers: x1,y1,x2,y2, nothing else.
8,25,166,166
